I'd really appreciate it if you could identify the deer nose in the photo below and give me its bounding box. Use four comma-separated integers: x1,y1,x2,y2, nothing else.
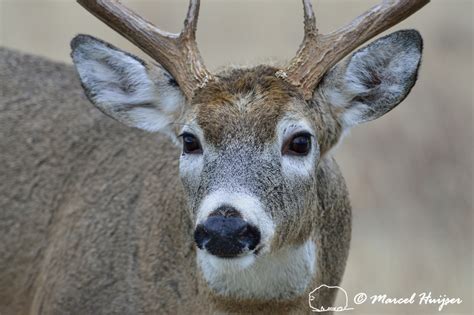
194,207,260,258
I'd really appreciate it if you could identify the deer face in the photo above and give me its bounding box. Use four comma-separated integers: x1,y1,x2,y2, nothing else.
72,26,422,292
181,68,322,262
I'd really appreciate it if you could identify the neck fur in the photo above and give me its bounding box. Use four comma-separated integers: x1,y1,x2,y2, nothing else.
197,239,316,300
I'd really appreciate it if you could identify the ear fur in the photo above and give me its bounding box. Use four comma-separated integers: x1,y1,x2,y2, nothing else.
318,29,423,130
71,34,185,140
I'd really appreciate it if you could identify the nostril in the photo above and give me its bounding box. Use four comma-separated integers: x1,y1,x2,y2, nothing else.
194,224,210,250
238,226,248,237
237,224,260,251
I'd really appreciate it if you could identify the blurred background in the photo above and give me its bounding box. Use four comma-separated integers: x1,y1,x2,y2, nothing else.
1,0,472,313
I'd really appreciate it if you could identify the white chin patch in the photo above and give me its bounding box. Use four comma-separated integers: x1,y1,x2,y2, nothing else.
197,239,317,300
198,251,256,273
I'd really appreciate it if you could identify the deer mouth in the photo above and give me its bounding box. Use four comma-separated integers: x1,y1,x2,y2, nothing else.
197,249,258,272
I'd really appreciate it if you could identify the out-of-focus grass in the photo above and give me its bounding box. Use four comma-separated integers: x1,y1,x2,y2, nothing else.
1,1,472,313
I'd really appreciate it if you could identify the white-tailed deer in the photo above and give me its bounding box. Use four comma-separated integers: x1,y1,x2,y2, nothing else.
0,0,428,313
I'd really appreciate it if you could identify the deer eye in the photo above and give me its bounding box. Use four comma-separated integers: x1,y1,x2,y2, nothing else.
181,133,202,154
282,132,312,156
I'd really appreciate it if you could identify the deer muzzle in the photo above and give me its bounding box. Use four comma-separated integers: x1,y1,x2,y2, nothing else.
194,206,261,258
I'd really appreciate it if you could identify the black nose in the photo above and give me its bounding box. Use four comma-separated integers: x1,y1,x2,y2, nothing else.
194,208,260,258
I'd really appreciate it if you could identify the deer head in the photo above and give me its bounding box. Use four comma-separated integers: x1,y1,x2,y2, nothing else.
71,0,427,299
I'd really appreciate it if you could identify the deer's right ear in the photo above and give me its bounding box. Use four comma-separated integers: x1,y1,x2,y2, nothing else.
71,34,185,140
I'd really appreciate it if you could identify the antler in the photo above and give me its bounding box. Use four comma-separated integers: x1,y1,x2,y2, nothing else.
283,0,430,99
77,0,212,99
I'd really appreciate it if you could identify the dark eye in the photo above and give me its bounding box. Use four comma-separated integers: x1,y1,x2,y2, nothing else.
282,132,312,156
181,133,202,154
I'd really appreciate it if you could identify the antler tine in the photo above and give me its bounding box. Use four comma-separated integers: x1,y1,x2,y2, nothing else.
182,0,200,39
77,0,211,99
284,0,430,100
278,0,318,82
302,0,317,38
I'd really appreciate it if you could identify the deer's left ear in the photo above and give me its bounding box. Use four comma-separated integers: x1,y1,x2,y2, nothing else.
318,30,423,130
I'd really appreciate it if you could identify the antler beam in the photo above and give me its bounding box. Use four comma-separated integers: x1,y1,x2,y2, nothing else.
77,0,211,99
285,0,430,99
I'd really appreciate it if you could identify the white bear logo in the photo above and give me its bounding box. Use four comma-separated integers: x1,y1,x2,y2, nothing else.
309,284,354,312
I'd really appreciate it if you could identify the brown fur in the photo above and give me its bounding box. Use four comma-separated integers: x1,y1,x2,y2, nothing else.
190,66,342,155
192,66,303,145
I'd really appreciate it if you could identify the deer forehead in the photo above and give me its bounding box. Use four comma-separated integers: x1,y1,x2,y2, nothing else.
187,67,312,146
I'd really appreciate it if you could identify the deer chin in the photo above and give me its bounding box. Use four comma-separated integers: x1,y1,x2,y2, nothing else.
196,239,317,300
